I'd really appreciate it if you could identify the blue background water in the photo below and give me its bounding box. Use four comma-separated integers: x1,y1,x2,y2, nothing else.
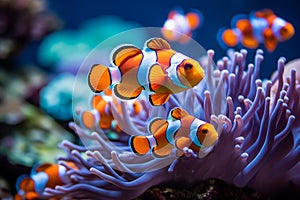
20,0,300,79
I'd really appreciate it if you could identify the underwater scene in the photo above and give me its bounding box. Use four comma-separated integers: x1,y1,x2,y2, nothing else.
1,0,300,199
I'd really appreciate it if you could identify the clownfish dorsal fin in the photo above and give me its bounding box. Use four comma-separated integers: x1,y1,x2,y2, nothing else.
255,9,274,19
146,38,171,50
35,163,52,172
168,10,178,19
148,118,168,134
170,107,189,120
112,45,141,67
175,137,192,151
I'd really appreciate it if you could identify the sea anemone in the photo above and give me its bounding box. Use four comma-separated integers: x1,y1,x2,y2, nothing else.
42,47,300,199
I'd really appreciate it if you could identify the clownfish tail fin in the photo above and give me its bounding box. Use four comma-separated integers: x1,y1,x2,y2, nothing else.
88,64,121,93
217,27,239,49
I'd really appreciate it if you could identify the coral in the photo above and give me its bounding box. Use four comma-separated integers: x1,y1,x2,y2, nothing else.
37,16,146,71
43,48,300,199
0,0,60,61
39,73,86,121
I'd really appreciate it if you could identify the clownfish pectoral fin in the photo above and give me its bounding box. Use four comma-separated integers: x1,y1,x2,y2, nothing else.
263,28,278,52
146,38,171,51
241,36,259,49
130,135,153,155
112,45,141,67
152,143,173,158
170,107,189,120
264,39,278,52
88,64,112,93
186,9,203,30
113,83,143,100
149,93,170,106
175,137,192,151
148,118,168,134
149,64,168,91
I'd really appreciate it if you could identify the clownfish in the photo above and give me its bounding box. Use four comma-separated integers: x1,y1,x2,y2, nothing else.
218,9,294,52
88,37,205,106
80,88,146,132
14,162,76,200
80,88,120,132
130,107,218,157
162,9,203,43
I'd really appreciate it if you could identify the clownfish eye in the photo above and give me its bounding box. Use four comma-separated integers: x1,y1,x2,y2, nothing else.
184,63,193,70
201,128,208,134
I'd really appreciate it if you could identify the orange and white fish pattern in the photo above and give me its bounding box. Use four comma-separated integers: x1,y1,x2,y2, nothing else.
88,38,205,106
80,88,120,132
14,162,77,200
218,9,294,52
162,9,203,43
130,107,219,158
80,88,147,132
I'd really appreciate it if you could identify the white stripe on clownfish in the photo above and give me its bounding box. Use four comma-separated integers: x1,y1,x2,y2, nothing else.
165,119,182,144
31,172,48,195
146,135,157,148
167,52,189,89
251,17,268,42
137,48,157,91
272,17,287,39
189,118,206,147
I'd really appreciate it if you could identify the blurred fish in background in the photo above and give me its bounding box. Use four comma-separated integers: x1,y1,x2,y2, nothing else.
217,9,295,52
162,8,203,43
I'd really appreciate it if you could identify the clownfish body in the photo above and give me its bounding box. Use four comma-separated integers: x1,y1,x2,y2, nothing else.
88,37,205,106
130,107,218,157
218,9,294,52
80,88,146,132
80,88,119,131
162,9,203,43
14,162,76,200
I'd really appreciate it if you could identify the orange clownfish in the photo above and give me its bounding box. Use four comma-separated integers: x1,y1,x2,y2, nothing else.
88,37,205,106
80,87,147,132
14,162,76,200
162,9,203,43
218,9,294,52
80,88,120,132
130,107,218,157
